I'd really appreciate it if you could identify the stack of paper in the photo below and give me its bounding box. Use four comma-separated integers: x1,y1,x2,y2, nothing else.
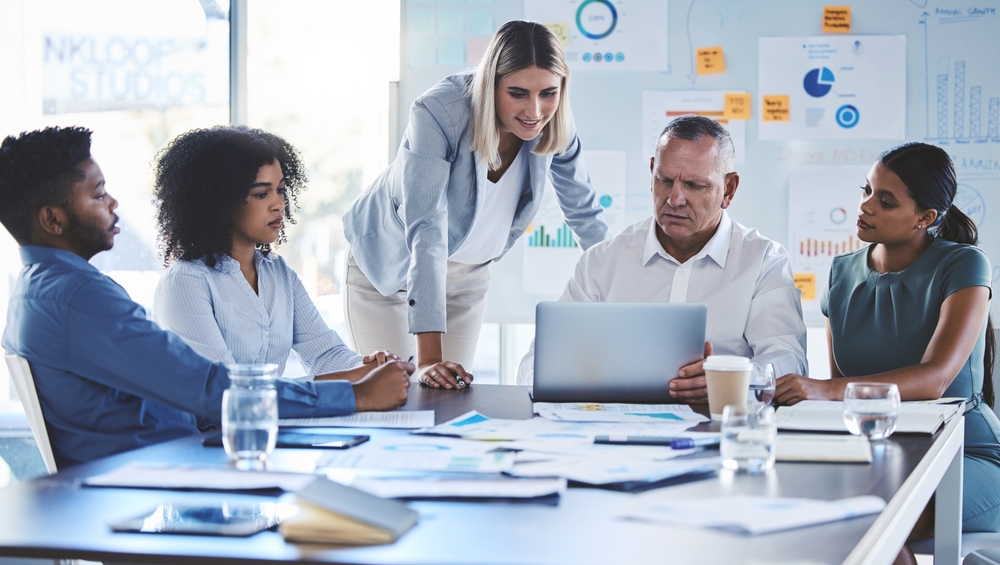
533,402,709,424
621,494,886,534
82,463,316,491
280,476,418,545
775,401,961,434
776,434,872,463
350,477,566,500
279,411,435,429
317,436,515,473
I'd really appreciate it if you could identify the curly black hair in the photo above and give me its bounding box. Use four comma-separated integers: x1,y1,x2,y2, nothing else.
153,125,306,268
0,126,92,243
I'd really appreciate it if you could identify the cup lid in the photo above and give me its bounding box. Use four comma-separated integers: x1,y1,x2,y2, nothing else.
702,355,752,371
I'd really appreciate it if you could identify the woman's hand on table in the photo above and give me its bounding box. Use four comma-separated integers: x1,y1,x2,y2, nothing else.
417,361,474,389
774,374,837,406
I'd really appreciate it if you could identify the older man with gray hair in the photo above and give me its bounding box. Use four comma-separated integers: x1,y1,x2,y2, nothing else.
517,115,807,403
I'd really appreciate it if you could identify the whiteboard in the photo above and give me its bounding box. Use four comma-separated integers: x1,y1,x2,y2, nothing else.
397,0,1000,326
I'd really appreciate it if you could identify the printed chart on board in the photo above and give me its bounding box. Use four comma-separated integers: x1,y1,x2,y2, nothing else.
788,165,870,322
758,35,906,140
524,0,668,71
522,150,626,295
642,91,747,164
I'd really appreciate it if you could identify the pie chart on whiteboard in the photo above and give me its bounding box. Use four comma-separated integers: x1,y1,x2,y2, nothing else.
803,67,835,97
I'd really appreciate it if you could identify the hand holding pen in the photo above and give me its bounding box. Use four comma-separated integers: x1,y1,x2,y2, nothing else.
415,357,473,390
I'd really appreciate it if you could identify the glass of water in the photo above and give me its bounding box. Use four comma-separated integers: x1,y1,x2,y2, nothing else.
721,404,776,474
222,364,279,470
748,363,776,411
843,382,900,440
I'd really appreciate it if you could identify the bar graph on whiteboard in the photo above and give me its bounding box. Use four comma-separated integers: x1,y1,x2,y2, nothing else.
526,222,578,248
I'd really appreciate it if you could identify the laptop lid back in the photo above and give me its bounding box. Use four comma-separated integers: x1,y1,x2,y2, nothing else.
532,302,708,403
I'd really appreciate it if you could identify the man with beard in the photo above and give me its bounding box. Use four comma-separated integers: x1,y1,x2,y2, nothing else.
0,126,413,469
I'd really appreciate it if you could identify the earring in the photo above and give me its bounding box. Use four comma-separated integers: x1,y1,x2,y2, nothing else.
56,227,62,233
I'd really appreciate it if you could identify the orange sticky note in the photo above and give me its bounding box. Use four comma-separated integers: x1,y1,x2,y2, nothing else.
794,273,816,301
724,92,752,120
823,6,851,33
696,46,725,75
762,95,790,122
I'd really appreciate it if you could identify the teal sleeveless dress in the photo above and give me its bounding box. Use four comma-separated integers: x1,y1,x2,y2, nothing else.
823,237,1000,532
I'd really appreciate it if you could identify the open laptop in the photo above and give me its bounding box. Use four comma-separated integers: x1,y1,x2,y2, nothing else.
532,302,707,403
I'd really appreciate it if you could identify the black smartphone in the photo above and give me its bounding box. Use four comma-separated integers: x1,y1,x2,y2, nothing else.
203,429,369,449
110,501,285,537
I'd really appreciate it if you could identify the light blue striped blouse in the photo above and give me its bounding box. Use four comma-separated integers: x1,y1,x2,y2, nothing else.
152,250,362,379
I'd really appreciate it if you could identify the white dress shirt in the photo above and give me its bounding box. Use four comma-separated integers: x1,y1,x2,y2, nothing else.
153,251,363,379
517,212,807,384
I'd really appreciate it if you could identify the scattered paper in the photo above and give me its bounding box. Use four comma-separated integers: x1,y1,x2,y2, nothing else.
775,401,961,434
350,477,566,499
280,411,435,429
317,436,513,474
82,463,315,491
776,434,872,463
622,494,886,534
508,454,719,486
533,403,708,423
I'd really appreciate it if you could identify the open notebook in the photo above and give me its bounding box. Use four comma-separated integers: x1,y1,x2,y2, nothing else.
775,400,963,434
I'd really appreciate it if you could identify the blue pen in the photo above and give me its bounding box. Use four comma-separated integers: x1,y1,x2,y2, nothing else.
670,437,721,450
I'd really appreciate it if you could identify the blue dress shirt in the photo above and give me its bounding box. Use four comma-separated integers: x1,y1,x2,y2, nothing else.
153,251,362,379
2,246,356,469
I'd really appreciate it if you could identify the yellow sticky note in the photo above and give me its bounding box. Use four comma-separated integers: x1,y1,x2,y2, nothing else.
794,274,817,301
823,6,851,33
762,95,790,122
544,22,569,47
724,93,752,120
696,46,725,75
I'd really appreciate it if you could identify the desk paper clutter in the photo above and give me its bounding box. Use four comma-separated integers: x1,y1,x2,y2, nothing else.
622,494,886,535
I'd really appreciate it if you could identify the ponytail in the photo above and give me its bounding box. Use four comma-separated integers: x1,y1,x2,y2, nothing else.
935,204,979,246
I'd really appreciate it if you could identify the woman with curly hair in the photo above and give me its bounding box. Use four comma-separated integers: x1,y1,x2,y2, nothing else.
152,125,396,381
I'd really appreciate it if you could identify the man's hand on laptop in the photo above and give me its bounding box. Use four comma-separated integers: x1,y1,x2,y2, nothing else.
669,341,712,404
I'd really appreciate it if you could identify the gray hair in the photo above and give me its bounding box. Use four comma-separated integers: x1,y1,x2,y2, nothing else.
655,114,735,173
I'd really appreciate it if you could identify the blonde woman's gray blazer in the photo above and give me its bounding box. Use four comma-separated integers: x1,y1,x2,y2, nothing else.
343,73,610,334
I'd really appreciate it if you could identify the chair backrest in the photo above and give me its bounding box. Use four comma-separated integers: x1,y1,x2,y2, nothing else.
5,355,57,474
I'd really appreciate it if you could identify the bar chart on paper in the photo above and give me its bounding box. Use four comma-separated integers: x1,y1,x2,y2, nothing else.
799,235,865,257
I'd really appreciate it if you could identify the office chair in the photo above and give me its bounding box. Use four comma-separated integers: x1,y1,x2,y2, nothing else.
4,355,57,475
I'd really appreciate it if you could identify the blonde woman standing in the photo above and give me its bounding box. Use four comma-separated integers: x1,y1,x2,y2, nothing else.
343,20,610,388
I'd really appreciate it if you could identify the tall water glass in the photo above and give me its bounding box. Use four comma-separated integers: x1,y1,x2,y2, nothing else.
843,382,900,440
223,364,279,469
748,363,776,411
721,404,777,474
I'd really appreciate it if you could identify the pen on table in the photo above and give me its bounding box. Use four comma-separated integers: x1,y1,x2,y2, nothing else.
593,435,720,450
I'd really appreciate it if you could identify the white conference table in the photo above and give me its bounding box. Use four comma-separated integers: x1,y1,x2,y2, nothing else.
0,383,965,565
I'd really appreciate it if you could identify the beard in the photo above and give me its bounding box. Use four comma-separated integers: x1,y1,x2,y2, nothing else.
63,208,116,259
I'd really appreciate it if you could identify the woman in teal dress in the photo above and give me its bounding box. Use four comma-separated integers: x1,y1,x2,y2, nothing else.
775,142,998,561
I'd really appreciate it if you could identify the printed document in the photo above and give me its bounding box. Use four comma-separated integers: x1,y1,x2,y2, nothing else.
280,411,434,429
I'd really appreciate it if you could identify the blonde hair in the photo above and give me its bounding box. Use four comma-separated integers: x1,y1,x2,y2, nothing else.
468,20,572,170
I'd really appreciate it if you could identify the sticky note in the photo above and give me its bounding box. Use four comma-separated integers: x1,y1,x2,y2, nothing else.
794,274,816,301
823,6,851,33
762,95,790,122
544,22,570,48
466,37,491,65
724,93,752,120
696,46,725,75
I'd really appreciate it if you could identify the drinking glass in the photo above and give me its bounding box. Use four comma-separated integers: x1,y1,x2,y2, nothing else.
748,363,776,411
843,382,900,440
222,364,279,469
721,404,776,473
